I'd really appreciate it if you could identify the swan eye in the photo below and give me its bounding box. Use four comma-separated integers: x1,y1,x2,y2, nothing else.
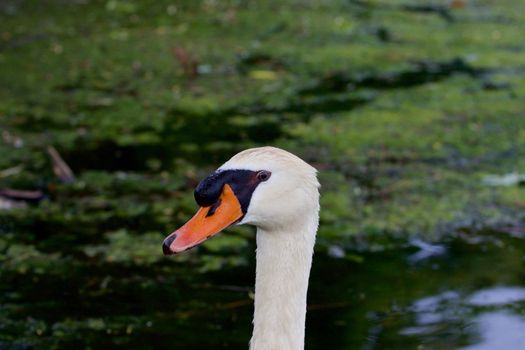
257,170,271,182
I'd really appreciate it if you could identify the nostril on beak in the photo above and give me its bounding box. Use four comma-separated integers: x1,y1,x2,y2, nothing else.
162,234,177,255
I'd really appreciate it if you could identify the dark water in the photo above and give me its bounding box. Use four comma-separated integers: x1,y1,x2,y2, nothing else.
3,229,525,349
308,231,525,350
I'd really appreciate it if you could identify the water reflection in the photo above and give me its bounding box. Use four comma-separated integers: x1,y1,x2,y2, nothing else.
462,287,525,349
466,286,525,307
407,238,447,264
400,291,461,336
461,312,525,350
309,233,525,350
399,287,525,349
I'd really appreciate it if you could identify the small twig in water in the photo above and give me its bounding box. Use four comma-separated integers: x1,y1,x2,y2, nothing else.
47,146,75,183
0,165,24,178
0,188,44,201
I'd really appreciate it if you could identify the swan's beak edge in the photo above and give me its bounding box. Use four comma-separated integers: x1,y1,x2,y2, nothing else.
162,184,243,255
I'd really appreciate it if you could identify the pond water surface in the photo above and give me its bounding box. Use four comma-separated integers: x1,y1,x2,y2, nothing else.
2,229,525,350
306,230,525,350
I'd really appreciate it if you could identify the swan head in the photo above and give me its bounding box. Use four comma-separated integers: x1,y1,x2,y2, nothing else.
163,146,320,255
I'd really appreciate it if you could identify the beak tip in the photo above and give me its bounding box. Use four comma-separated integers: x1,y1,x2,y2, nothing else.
162,243,173,255
162,234,177,256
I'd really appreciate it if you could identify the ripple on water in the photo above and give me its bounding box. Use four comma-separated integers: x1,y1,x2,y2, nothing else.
460,311,525,350
466,286,525,307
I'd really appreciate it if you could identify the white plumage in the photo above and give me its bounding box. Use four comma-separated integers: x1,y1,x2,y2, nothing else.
221,147,320,350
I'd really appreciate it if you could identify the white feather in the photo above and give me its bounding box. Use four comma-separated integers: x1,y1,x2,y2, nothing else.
220,146,320,350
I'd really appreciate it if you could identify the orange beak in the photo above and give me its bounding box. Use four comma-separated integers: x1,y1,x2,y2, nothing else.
163,184,243,255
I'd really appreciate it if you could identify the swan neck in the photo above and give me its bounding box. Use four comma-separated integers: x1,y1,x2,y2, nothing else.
249,219,317,350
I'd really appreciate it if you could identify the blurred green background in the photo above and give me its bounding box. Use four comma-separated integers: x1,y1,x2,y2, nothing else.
1,0,524,349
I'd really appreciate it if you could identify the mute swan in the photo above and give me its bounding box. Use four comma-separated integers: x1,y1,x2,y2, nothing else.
163,146,320,350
